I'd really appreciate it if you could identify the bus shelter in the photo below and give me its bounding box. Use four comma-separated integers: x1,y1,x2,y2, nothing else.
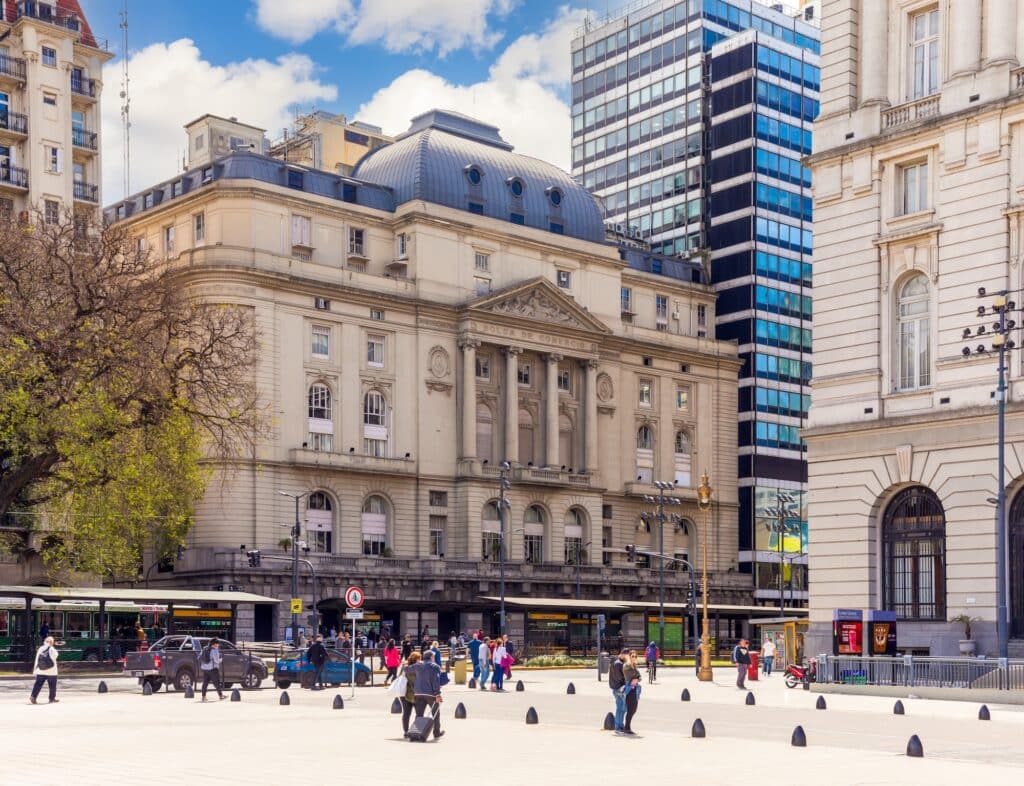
0,585,280,665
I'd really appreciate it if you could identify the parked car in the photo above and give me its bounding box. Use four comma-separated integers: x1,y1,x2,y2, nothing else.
124,635,268,692
274,648,372,688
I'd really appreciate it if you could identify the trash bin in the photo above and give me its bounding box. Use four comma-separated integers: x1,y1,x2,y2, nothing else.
453,656,468,685
598,652,611,677
747,652,759,681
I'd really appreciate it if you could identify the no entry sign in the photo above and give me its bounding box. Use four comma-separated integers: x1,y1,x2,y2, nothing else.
345,586,365,609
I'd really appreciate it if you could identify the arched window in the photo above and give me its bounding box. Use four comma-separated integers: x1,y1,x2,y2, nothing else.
306,491,334,553
481,500,502,561
564,507,587,565
524,504,545,564
559,413,574,469
476,402,494,462
636,424,654,483
363,391,388,457
897,273,931,390
361,495,389,556
674,429,692,487
637,425,653,449
882,487,945,620
307,383,333,452
518,408,535,466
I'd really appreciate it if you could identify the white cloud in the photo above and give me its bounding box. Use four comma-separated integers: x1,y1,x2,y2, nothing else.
253,0,515,55
356,7,587,172
101,39,337,202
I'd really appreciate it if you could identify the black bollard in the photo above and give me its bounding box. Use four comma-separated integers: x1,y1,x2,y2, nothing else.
567,682,575,695
454,702,467,719
894,700,905,715
391,697,402,714
333,695,344,710
745,691,755,705
279,691,290,706
184,685,194,699
978,704,991,721
230,689,241,702
142,681,153,696
603,712,616,730
691,718,706,738
97,681,108,694
525,706,539,724
468,678,477,689
681,688,691,702
516,680,525,692
906,734,924,757
791,725,807,747
816,695,827,710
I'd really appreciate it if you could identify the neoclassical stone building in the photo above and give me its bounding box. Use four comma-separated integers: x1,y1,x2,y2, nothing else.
806,1,1024,655
107,111,745,647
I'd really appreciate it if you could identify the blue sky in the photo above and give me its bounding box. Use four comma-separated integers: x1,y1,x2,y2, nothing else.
83,0,599,201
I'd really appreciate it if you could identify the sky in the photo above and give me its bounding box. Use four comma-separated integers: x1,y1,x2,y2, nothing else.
81,0,611,202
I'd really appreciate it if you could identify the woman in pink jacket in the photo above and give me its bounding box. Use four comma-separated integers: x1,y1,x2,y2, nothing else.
383,639,402,686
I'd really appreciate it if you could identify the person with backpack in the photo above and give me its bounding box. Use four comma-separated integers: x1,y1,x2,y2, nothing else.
644,641,658,683
732,638,751,690
199,638,225,701
29,636,59,704
608,649,628,734
307,634,328,690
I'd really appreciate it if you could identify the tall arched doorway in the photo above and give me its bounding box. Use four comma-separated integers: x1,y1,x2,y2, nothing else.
1010,492,1024,636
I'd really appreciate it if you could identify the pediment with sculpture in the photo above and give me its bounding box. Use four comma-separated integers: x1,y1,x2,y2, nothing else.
466,277,611,335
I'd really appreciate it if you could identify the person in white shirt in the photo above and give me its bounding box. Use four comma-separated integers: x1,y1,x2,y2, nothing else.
30,636,59,704
761,636,778,676
491,640,507,691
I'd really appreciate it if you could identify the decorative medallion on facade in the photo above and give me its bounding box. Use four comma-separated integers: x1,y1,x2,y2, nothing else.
428,346,451,378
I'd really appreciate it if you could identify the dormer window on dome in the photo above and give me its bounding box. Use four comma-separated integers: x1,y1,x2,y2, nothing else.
546,187,563,207
465,165,483,185
507,177,524,198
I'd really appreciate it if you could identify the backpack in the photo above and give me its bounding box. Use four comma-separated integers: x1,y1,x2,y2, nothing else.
731,645,740,664
201,646,212,666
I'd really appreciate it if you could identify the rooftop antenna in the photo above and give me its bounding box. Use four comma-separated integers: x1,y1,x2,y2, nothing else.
119,0,131,196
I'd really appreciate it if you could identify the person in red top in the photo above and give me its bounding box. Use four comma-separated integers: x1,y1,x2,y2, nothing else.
383,639,402,686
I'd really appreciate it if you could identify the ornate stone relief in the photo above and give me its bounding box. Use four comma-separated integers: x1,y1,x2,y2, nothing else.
489,289,586,328
596,373,614,403
428,345,451,379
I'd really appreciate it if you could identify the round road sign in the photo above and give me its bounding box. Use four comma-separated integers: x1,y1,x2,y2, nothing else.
345,585,365,608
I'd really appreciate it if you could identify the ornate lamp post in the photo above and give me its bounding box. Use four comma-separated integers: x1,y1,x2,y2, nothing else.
697,471,714,682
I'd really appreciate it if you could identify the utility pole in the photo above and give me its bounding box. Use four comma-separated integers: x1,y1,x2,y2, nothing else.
642,482,682,656
498,461,511,636
279,490,308,646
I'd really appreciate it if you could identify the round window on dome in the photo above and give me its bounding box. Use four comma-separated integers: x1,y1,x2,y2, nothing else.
547,187,563,207
508,177,524,198
465,165,483,185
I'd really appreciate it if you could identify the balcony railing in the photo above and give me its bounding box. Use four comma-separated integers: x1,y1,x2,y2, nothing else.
72,127,97,150
72,181,97,202
0,53,27,82
1013,67,1024,92
0,111,27,135
70,76,97,98
881,94,941,130
0,165,28,189
17,1,81,33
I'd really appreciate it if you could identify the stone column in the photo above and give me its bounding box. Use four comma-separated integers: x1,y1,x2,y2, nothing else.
985,0,1018,66
544,353,563,468
503,347,521,464
949,0,981,77
584,360,599,473
459,338,479,459
859,0,889,105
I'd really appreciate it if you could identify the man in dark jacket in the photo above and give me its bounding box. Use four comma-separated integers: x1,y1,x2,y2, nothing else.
409,650,445,739
608,649,628,733
307,634,329,690
467,633,482,681
733,638,751,689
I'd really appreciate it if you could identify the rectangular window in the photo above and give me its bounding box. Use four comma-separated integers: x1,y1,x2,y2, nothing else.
292,215,312,248
655,294,669,329
287,169,303,189
429,516,446,557
367,334,385,367
556,270,572,289
46,145,60,173
900,161,928,215
639,378,653,407
911,8,940,100
193,212,205,244
676,385,690,412
44,199,59,225
510,212,525,225
475,277,491,296
697,304,707,327
518,363,532,386
474,252,490,271
43,93,56,107
620,287,633,313
362,532,386,556
163,225,175,255
524,534,544,564
482,532,502,561
475,355,491,380
602,524,612,565
429,490,448,507
41,47,56,67
349,227,365,255
311,325,330,358
370,308,384,321
468,201,484,215
557,368,571,392
396,233,407,258
195,134,204,150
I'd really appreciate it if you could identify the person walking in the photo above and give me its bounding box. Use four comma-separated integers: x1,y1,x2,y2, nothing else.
477,636,491,690
398,651,421,736
468,632,481,681
307,634,328,690
199,638,226,701
608,649,628,734
430,640,442,670
491,637,507,691
502,634,515,679
410,650,445,739
29,636,59,704
401,635,413,661
622,650,642,735
732,638,751,690
644,641,658,684
383,639,401,686
761,636,777,677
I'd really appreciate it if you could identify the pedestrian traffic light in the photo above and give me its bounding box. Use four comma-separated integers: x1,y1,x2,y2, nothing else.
625,544,636,562
686,583,696,609
247,549,261,568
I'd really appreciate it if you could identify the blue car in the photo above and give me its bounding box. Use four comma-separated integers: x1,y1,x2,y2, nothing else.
274,648,372,688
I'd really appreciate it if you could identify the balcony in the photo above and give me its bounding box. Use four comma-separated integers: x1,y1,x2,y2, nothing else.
514,466,592,488
72,127,97,151
1014,67,1024,93
70,76,97,100
0,111,27,137
0,164,28,190
881,94,940,130
72,181,97,203
0,54,27,83
288,447,415,475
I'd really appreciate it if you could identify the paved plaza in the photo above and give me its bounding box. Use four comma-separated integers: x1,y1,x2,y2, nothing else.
1,667,1022,785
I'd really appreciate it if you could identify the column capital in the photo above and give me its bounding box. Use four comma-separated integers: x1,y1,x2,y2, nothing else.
503,345,523,357
544,352,564,364
458,337,481,350
583,358,600,370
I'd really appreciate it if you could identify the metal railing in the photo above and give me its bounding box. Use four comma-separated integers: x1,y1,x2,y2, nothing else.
0,53,27,81
70,76,97,98
72,127,97,150
0,110,27,135
817,654,1024,691
0,164,28,189
73,181,98,203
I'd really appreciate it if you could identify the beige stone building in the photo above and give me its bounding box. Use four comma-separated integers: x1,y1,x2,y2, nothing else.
267,111,392,176
806,1,1024,656
106,110,747,647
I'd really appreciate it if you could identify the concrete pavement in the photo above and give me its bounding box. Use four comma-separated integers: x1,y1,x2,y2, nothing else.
1,666,1022,785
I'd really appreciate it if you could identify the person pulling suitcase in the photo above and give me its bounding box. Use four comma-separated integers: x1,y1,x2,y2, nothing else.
406,649,445,741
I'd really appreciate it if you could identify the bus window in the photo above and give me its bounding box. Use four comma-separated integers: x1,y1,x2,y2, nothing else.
39,612,62,637
65,612,90,638
0,610,8,636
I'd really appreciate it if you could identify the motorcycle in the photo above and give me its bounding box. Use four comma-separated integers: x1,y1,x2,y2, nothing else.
784,658,817,688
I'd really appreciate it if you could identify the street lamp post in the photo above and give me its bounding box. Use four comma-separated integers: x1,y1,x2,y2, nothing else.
697,471,713,681
279,490,308,646
498,461,511,636
643,481,682,658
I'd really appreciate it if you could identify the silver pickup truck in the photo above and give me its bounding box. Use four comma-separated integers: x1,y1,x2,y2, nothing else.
124,635,267,692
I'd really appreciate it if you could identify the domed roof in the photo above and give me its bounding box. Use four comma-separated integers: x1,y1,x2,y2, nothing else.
352,110,606,243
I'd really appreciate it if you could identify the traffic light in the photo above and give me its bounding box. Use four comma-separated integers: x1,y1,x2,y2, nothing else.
625,544,636,562
246,549,261,568
686,583,696,609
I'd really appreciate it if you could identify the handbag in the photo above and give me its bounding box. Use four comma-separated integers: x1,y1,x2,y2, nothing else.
439,671,450,686
37,647,54,670
387,673,408,696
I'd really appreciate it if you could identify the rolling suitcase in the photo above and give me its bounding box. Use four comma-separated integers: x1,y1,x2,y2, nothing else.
405,702,441,742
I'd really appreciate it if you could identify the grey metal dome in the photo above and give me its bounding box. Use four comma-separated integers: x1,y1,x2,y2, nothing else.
352,110,606,243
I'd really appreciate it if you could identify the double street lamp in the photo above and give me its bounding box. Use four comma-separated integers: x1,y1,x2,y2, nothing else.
697,471,714,682
278,490,308,646
641,481,682,656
